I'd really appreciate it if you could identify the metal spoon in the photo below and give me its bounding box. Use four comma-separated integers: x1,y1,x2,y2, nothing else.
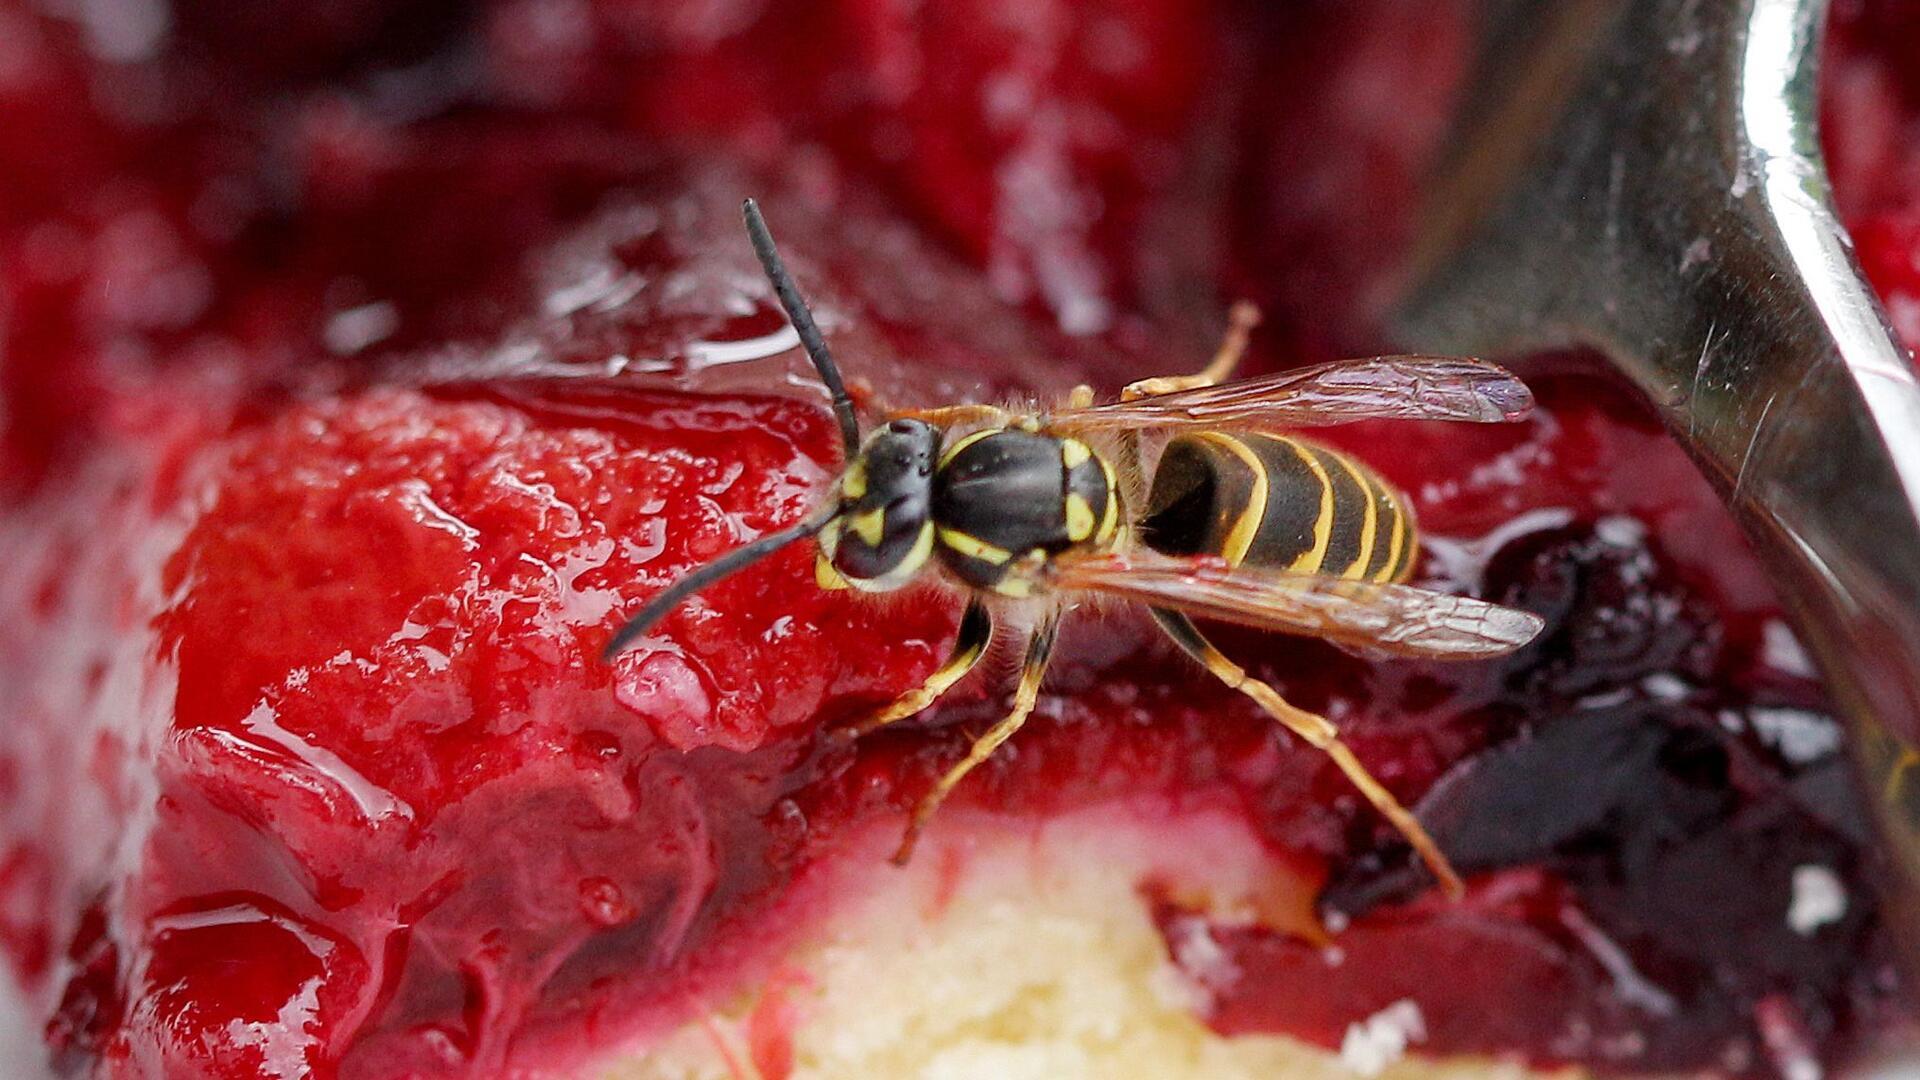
1390,0,1920,975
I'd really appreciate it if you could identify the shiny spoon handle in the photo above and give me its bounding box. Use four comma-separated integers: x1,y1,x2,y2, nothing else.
1394,0,1920,963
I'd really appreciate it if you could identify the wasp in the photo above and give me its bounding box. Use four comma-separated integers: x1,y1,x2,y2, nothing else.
605,199,1545,897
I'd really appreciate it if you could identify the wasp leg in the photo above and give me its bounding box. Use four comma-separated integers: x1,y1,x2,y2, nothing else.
1121,300,1262,400
888,403,1017,427
1149,608,1465,899
1887,746,1920,804
1110,300,1261,477
847,376,885,412
837,600,993,742
892,611,1061,866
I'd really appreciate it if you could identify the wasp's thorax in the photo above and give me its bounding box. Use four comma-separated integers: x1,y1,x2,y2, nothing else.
930,428,1120,597
816,418,1125,597
817,418,941,592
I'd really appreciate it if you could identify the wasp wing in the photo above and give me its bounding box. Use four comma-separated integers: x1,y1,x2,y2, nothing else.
1048,357,1532,434
1055,551,1544,659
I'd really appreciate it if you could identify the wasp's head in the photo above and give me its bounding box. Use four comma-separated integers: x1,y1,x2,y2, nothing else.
816,418,941,592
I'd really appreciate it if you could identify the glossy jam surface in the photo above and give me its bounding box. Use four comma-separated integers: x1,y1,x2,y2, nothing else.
0,1,1914,1077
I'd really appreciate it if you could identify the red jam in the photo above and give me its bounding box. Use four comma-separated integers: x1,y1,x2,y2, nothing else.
1826,0,1920,353
0,1,1914,1077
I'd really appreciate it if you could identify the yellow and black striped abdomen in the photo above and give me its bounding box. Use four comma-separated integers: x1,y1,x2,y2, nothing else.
1141,432,1415,582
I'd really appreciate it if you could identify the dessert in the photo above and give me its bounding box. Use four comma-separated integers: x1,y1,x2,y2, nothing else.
0,1,1911,1077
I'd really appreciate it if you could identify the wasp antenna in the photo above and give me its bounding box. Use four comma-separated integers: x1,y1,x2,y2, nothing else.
602,508,836,660
742,198,861,455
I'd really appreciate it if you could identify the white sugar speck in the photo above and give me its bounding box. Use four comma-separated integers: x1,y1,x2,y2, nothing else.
1594,514,1646,548
1761,619,1816,677
1340,1000,1426,1077
324,301,399,355
1640,673,1690,701
1788,865,1847,936
1750,707,1842,765
1165,915,1239,993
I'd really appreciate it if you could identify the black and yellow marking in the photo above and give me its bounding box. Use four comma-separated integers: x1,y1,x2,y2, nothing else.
1372,474,1415,583
1094,450,1121,546
931,427,1120,596
841,460,868,500
815,526,852,591
1142,432,1417,583
938,428,998,468
818,417,943,592
818,514,935,593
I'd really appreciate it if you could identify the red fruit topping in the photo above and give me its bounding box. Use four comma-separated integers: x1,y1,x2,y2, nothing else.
0,2,1914,1079
1827,0,1920,357
111,896,371,1078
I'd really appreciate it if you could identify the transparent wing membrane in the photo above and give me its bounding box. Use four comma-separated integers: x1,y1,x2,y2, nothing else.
1054,550,1544,659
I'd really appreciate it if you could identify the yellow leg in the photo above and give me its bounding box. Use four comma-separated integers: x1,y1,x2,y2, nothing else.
1887,746,1920,804
1121,300,1262,400
1108,300,1261,480
1150,609,1465,899
892,612,1061,866
837,601,993,742
889,403,1016,427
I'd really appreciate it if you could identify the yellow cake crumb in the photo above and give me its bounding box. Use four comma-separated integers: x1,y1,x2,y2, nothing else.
607,807,1578,1080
